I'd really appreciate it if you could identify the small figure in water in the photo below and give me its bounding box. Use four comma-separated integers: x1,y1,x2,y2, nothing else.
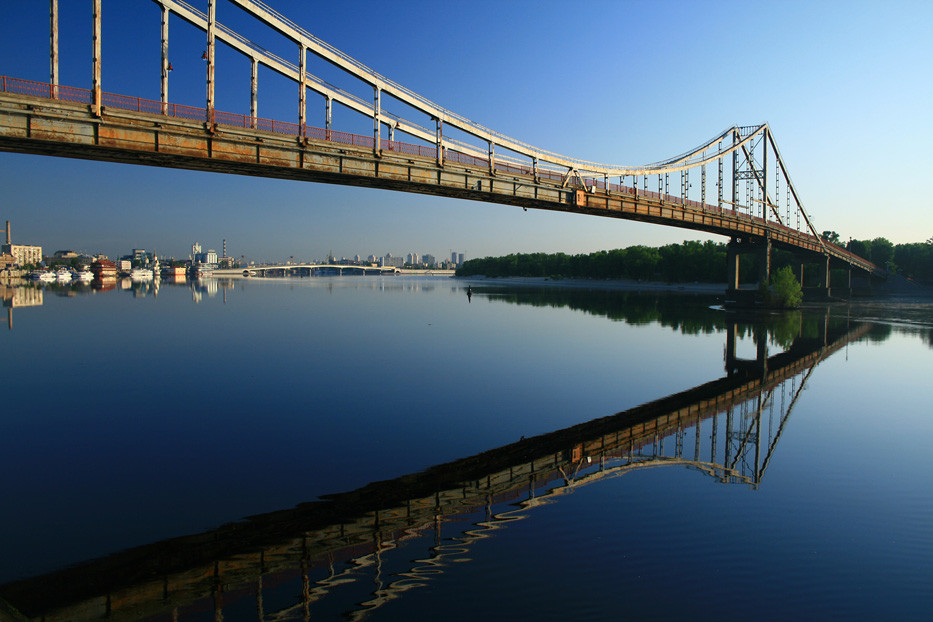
467,286,472,302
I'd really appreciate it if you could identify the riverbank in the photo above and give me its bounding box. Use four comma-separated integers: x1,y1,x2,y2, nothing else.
454,274,933,298
455,275,728,294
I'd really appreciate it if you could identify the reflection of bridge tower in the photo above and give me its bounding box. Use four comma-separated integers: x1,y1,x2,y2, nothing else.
0,318,869,622
724,311,829,377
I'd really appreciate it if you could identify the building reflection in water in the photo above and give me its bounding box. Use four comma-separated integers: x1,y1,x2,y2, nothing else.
0,309,869,622
1,283,43,330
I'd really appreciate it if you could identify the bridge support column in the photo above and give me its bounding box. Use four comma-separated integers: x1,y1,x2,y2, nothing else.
726,240,741,293
726,236,771,304
205,0,216,127
435,117,443,167
818,255,831,297
92,0,101,117
160,4,169,114
373,86,381,153
250,57,258,127
325,95,332,140
758,237,772,289
51,0,59,97
299,44,307,141
797,254,832,299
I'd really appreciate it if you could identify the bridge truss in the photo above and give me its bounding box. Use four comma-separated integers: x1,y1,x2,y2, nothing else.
147,2,818,234
0,1,881,279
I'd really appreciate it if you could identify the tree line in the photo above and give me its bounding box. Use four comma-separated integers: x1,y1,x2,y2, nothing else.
823,232,933,280
457,241,729,282
458,237,933,284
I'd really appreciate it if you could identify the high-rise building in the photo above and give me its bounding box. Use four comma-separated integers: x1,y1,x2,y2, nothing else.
458,253,465,265
451,251,458,265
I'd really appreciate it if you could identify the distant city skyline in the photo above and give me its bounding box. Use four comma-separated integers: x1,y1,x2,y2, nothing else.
1,217,464,267
1,1,931,260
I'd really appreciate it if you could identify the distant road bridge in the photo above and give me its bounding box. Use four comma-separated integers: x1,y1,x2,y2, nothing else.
0,1,883,292
211,263,454,277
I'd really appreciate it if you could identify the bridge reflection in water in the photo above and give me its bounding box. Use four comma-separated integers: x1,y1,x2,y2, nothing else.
0,312,869,622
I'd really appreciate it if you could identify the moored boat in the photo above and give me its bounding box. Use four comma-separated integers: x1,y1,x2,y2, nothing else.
161,266,187,278
91,259,118,278
190,263,214,278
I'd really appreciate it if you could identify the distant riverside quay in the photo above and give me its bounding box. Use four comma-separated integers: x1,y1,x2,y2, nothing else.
212,263,456,277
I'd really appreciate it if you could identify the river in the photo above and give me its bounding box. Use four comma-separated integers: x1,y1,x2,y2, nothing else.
0,276,930,621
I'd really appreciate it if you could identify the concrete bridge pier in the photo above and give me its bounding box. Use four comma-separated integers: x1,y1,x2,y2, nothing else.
726,236,771,301
799,253,832,299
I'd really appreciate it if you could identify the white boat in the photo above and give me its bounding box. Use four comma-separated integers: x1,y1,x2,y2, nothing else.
28,271,55,281
55,268,73,282
73,270,94,281
190,263,214,278
130,267,154,280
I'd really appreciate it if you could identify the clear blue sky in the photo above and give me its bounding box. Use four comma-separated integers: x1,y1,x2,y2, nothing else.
1,0,931,263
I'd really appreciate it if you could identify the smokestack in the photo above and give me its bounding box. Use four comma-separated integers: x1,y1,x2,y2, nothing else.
5,220,9,245
223,239,226,258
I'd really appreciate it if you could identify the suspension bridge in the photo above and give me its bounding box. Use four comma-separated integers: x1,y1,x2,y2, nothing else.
0,313,870,622
0,1,883,293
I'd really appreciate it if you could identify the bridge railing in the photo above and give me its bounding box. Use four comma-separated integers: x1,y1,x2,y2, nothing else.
1,75,90,104
0,75,878,271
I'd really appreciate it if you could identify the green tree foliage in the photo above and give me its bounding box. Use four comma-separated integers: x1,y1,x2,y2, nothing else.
460,238,933,284
768,311,804,348
847,238,872,260
894,242,933,279
457,241,726,283
871,237,895,268
769,265,803,309
846,237,933,279
821,230,841,245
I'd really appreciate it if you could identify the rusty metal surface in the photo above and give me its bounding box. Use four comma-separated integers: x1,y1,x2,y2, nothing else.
0,87,880,276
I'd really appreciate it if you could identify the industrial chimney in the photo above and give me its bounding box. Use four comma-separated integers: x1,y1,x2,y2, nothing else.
5,220,9,245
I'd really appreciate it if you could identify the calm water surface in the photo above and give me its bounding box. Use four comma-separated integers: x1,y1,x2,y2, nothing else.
1,276,931,621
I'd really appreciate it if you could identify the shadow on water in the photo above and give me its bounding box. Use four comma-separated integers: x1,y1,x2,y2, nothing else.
0,305,871,622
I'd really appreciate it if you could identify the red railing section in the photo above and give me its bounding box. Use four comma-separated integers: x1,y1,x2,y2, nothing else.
0,74,872,268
